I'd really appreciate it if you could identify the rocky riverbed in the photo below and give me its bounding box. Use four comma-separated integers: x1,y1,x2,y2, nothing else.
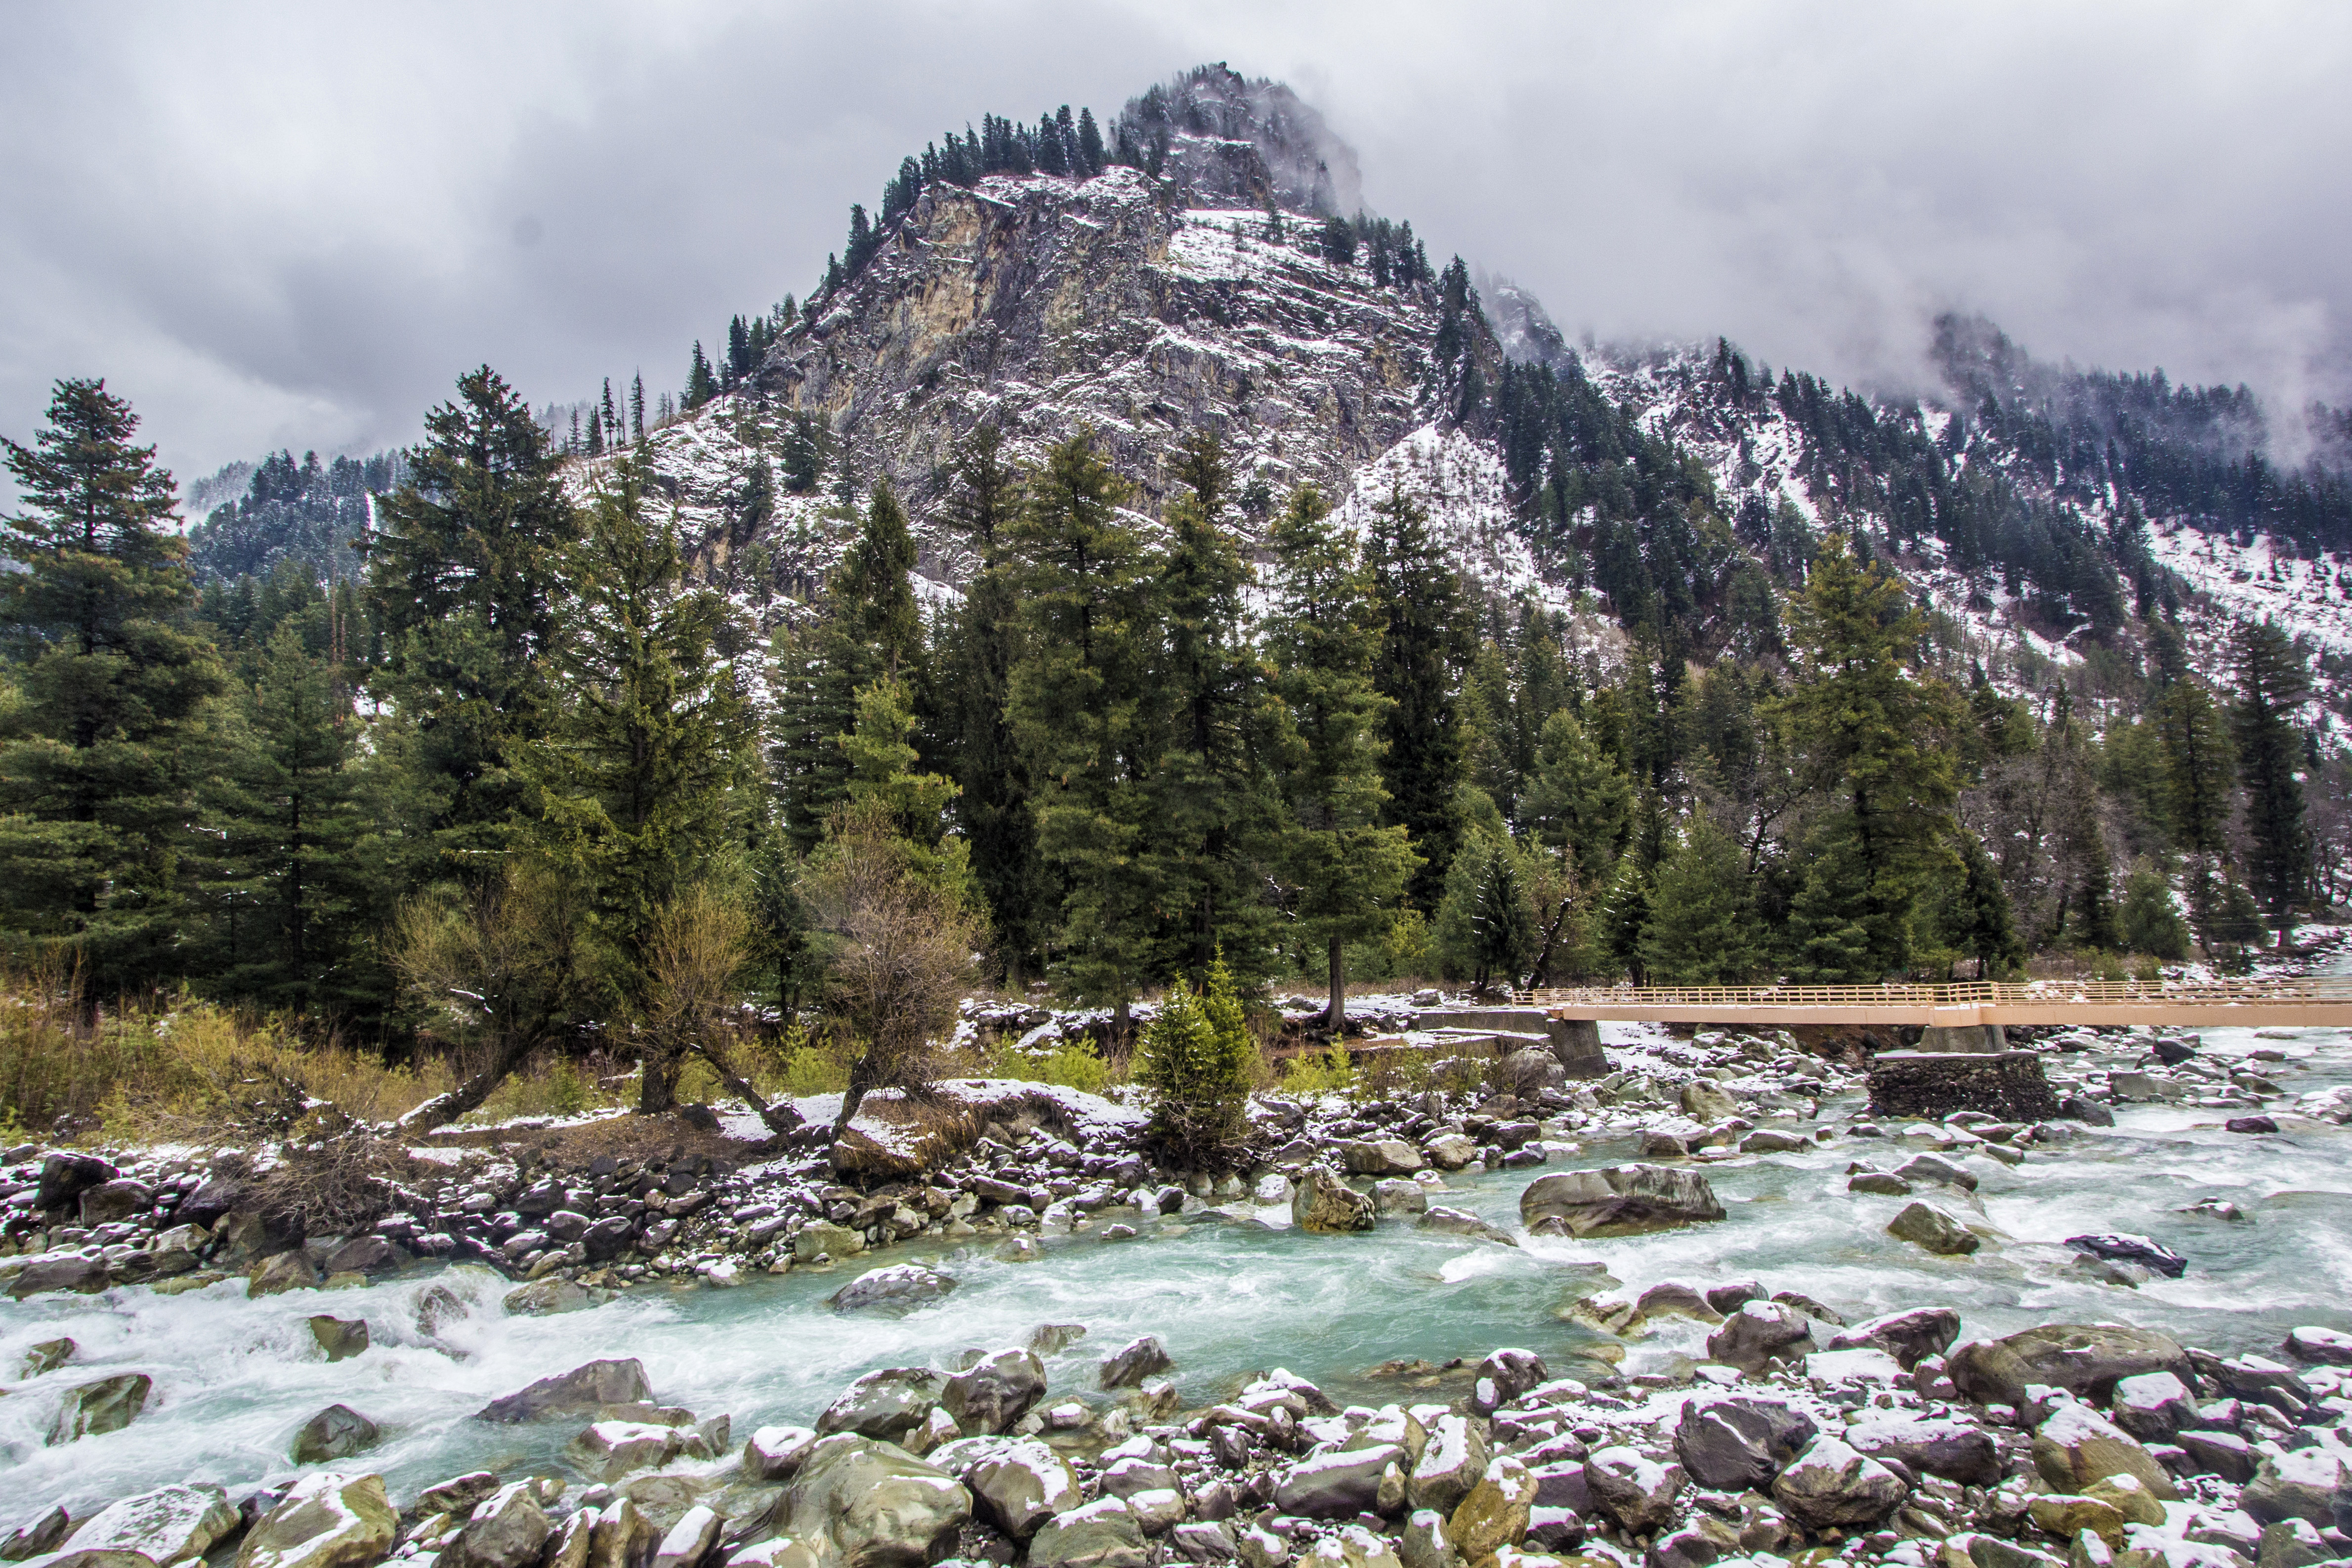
3,979,2351,1568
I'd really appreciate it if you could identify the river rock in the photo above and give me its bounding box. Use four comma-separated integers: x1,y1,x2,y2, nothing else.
1584,1447,1682,1533
1476,1348,1548,1409
568,1421,687,1481
1028,1323,1088,1356
1415,1207,1516,1246
2026,1495,2128,1550
48,1372,153,1444
249,1251,322,1296
744,1424,819,1480
1844,1413,2001,1485
1826,1307,1961,1369
2174,1429,2257,1483
1292,1169,1375,1233
1277,1445,1406,1518
1028,1497,1148,1568
77,1178,154,1226
933,1436,1082,1540
418,1474,500,1516
1893,1152,1978,1191
476,1358,652,1423
1374,1179,1428,1215
291,1404,381,1465
1704,1301,1817,1372
2031,1403,2177,1499
1887,1200,1979,1255
1341,1140,1426,1177
943,1349,1046,1433
19,1336,75,1377
648,1506,719,1568
36,1152,116,1210
1449,1457,1537,1562
1423,1135,1477,1171
1770,1436,1907,1529
1948,1324,2188,1406
2065,1234,2186,1278
1408,1414,1490,1516
1099,1335,1173,1389
2284,1326,2352,1366
1673,1398,1817,1490
9,1254,110,1298
793,1221,866,1262
829,1264,954,1313
2240,1449,2350,1526
2110,1372,2196,1441
72,1484,240,1565
504,1278,590,1315
444,1482,550,1568
1681,1081,1738,1121
236,1473,396,1568
2,1506,72,1560
815,1367,943,1443
303,1315,369,1362
1517,1165,1724,1236
2257,1519,2330,1568
776,1434,971,1568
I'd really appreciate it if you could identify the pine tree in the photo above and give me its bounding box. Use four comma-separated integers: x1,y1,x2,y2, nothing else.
1146,434,1282,982
2119,861,2190,960
1937,830,2023,977
367,367,580,884
2071,827,2120,951
1639,808,1764,983
1466,844,1537,990
2157,677,2233,854
586,398,605,456
685,342,718,410
630,372,646,445
196,625,387,1015
1006,432,1157,1034
772,483,922,852
1770,535,1963,976
1366,483,1471,909
1076,107,1105,175
1265,484,1417,1028
600,378,619,447
1519,707,1632,892
523,454,755,1111
0,379,226,994
2232,619,2309,948
1136,959,1253,1170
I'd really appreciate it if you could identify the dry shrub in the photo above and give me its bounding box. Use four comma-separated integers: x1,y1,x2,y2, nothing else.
245,1126,426,1236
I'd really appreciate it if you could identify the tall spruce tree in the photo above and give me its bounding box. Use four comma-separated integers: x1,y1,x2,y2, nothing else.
367,366,579,884
0,379,225,995
196,625,388,1017
1264,484,1417,1028
1006,432,1158,1033
933,425,1047,983
1519,707,1632,892
1773,536,1963,978
1146,435,1283,982
1366,482,1471,909
2231,619,2310,948
2157,677,2234,855
1638,808,1764,983
524,455,755,1112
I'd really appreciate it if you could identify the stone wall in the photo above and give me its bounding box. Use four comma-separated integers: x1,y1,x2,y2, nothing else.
1867,1050,2061,1122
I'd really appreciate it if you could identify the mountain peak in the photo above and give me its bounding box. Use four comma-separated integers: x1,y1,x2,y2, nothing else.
1117,63,1362,217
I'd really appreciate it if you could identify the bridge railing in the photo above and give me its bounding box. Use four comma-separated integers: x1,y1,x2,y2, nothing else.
1526,977,2352,1010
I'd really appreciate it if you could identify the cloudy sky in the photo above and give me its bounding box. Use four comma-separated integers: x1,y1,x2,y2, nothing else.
4,0,2347,498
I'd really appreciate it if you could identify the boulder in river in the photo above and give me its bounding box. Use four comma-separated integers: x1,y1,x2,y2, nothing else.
442,1481,550,1568
1886,1200,1979,1255
2031,1402,2178,1500
248,1252,322,1297
1584,1446,1684,1533
828,1264,953,1314
744,1424,819,1480
2239,1448,2351,1526
48,1372,153,1445
2064,1234,2186,1278
1291,1168,1375,1233
1340,1140,1425,1177
8,1254,110,1299
1,1506,72,1560
773,1433,971,1568
1027,1497,1147,1568
71,1484,240,1565
1842,1413,2001,1485
1826,1307,1960,1370
1275,1446,1405,1518
19,1336,75,1376
943,1349,1046,1434
1449,1456,1537,1563
1770,1435,1908,1529
1673,1398,1817,1490
1516,1165,1724,1236
1947,1323,2188,1406
503,1279,589,1316
291,1404,382,1465
1705,1301,1818,1372
306,1315,369,1362
815,1366,944,1443
1099,1336,1173,1390
2285,1326,2352,1366
793,1221,866,1262
1414,1207,1515,1246
475,1358,652,1423
235,1473,396,1568
931,1436,1082,1540
1408,1414,1489,1515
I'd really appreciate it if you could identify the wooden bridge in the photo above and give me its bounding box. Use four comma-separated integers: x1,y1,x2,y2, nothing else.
1527,977,2352,1029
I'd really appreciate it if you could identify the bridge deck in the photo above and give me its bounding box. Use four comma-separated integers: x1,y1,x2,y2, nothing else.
1532,978,2352,1028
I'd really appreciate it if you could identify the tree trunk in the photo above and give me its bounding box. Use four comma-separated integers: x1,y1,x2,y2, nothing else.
832,1062,873,1143
638,1045,679,1115
692,1042,805,1139
1327,937,1345,1032
396,1033,536,1133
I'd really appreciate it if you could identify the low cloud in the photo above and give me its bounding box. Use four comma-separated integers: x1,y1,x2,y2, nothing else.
3,0,2346,498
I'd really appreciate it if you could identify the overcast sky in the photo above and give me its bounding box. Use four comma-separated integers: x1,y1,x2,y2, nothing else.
4,0,2348,500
